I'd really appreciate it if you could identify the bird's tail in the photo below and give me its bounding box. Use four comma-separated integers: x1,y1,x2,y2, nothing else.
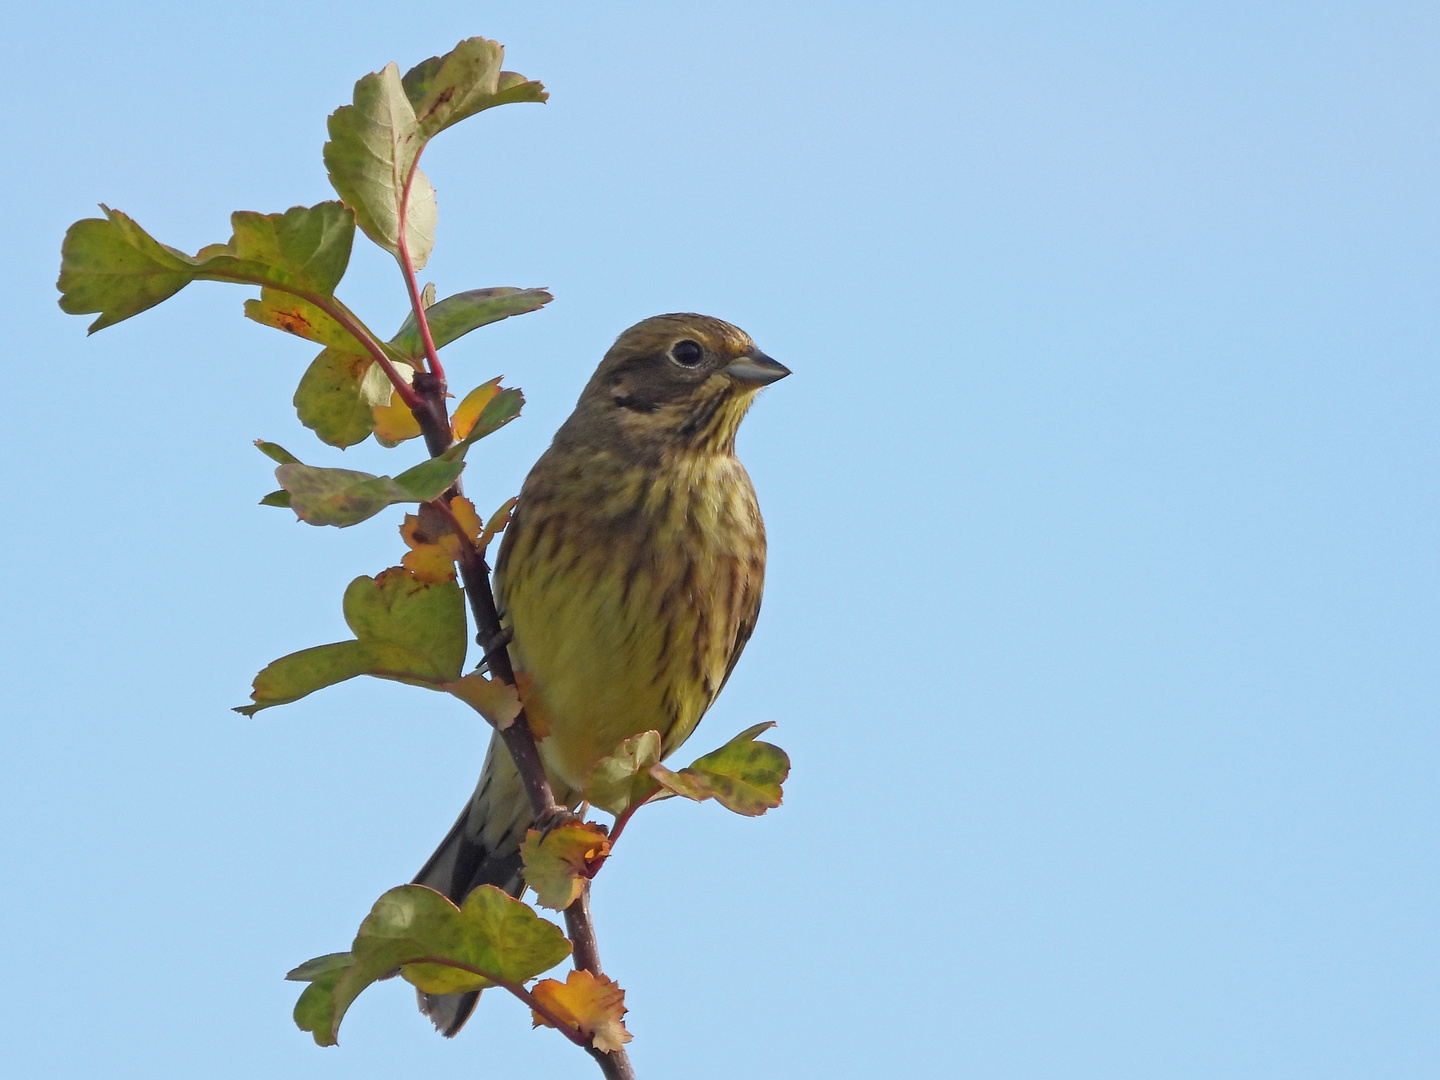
412,734,533,1036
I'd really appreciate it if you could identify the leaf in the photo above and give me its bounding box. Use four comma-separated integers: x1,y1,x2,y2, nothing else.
401,38,547,140
388,287,552,362
371,382,423,445
57,202,356,333
294,346,386,448
293,966,345,1044
57,208,196,332
323,62,436,269
265,448,463,528
520,823,611,910
649,722,790,816
477,497,516,557
399,496,482,582
451,378,500,441
291,885,568,1046
285,952,353,982
244,287,350,347
531,970,632,1053
236,567,465,715
254,440,299,465
444,673,522,729
440,386,525,459
211,205,355,295
399,516,456,580
583,731,664,817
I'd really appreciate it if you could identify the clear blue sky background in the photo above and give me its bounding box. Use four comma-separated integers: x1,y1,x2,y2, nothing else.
3,2,1435,1077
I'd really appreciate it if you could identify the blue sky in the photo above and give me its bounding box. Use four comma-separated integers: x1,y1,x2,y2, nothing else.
3,3,1436,1077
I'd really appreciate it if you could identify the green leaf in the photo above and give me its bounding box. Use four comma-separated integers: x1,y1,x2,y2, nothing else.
286,952,353,982
291,885,571,1046
323,62,436,269
236,568,466,715
279,458,464,525
388,287,552,362
293,966,345,1045
293,346,382,448
583,731,664,817
57,202,356,333
206,204,355,296
259,489,292,508
57,208,196,332
261,444,462,527
254,440,299,465
649,722,790,816
400,37,547,140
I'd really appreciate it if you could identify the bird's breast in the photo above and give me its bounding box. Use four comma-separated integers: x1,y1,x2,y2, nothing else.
494,450,766,793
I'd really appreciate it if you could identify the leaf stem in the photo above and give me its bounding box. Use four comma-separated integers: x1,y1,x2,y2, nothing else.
196,267,423,412
396,145,447,384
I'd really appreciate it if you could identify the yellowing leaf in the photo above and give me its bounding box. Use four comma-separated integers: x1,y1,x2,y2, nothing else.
478,497,516,556
397,499,478,583
244,287,350,346
520,823,611,910
531,970,632,1053
450,496,483,542
452,377,500,440
401,542,457,583
372,384,423,444
400,961,491,995
445,673,522,728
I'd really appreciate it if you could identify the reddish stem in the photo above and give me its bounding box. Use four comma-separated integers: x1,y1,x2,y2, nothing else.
396,145,447,384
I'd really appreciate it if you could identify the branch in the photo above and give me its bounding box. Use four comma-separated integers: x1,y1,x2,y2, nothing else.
400,236,635,1080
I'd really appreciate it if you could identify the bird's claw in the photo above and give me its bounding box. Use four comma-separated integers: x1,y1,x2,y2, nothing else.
534,804,583,837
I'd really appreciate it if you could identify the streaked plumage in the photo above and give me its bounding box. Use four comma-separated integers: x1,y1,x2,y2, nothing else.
414,313,788,1034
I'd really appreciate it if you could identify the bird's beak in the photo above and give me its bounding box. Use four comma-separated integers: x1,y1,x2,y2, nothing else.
723,351,791,386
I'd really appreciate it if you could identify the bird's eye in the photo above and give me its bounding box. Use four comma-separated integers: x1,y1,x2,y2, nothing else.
669,339,704,367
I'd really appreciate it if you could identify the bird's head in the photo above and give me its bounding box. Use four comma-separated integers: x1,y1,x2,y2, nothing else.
572,313,790,457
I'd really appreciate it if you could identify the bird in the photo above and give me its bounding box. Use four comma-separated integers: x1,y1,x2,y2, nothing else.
412,313,789,1035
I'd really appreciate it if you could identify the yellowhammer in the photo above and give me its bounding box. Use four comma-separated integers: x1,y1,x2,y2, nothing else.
414,313,789,1034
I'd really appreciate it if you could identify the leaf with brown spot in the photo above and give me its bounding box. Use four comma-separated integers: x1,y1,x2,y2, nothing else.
244,287,350,347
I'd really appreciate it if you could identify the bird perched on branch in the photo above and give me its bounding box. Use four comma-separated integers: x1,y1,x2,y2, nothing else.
414,313,789,1034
